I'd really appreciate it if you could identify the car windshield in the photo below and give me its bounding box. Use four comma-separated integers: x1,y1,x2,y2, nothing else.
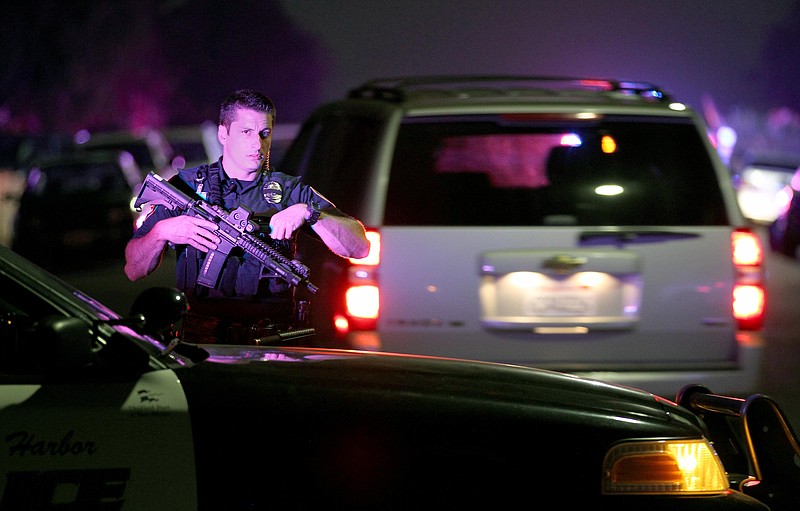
0,247,172,368
0,256,122,324
382,114,728,226
26,161,130,196
84,142,155,169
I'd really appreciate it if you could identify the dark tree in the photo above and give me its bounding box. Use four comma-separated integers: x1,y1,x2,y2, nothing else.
0,0,328,134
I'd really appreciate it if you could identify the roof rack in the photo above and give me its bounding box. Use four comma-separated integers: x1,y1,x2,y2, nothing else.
348,75,670,102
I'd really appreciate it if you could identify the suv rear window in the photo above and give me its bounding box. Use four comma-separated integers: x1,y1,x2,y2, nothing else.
383,114,728,226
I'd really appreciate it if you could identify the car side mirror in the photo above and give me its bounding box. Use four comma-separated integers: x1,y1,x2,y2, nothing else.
32,316,97,371
17,316,151,377
129,287,189,336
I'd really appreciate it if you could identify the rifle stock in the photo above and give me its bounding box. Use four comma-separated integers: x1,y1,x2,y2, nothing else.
134,172,319,294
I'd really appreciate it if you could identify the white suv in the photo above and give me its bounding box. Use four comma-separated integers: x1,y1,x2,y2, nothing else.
283,76,767,397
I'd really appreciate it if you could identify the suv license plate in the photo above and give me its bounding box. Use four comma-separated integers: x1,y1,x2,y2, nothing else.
523,290,597,316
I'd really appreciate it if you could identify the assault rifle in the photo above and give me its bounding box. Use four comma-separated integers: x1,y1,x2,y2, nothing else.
134,172,319,294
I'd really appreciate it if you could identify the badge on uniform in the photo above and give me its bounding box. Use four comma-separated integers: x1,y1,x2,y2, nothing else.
262,181,283,204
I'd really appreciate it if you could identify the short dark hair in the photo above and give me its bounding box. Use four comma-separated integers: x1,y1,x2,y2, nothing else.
219,89,276,129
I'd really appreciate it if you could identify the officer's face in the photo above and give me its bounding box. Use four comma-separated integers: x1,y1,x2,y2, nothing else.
219,108,274,175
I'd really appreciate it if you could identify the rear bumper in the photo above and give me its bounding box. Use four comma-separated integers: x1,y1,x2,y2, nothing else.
349,329,765,400
570,332,764,399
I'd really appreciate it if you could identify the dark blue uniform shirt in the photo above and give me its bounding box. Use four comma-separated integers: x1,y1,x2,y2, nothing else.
134,159,334,300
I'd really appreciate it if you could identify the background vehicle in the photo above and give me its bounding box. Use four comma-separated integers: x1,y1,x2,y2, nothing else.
0,242,795,510
73,122,296,180
11,150,142,271
73,127,176,179
769,165,800,258
731,153,800,224
282,76,767,398
161,121,222,169
270,122,300,170
0,133,71,247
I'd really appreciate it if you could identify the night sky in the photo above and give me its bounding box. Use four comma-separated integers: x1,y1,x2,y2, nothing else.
279,0,797,113
1,0,796,134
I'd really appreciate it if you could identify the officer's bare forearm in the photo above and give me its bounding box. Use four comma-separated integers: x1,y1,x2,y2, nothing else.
124,233,168,281
313,213,370,259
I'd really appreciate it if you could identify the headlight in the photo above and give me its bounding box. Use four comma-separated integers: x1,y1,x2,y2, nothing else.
602,439,728,495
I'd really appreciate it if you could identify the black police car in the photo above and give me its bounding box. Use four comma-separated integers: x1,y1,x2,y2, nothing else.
0,243,796,510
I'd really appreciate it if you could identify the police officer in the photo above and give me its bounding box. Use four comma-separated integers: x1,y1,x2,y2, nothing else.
124,89,370,343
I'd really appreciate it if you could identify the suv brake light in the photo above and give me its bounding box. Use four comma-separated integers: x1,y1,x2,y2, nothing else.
337,229,381,334
349,231,381,265
731,229,765,330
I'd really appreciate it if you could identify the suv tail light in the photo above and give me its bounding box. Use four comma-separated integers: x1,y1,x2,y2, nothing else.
335,230,380,334
334,229,768,333
731,228,765,330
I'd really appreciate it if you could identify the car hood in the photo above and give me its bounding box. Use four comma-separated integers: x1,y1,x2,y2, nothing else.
172,345,710,507
185,344,695,430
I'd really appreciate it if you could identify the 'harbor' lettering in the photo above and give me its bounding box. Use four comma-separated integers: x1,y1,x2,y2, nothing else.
5,430,98,456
